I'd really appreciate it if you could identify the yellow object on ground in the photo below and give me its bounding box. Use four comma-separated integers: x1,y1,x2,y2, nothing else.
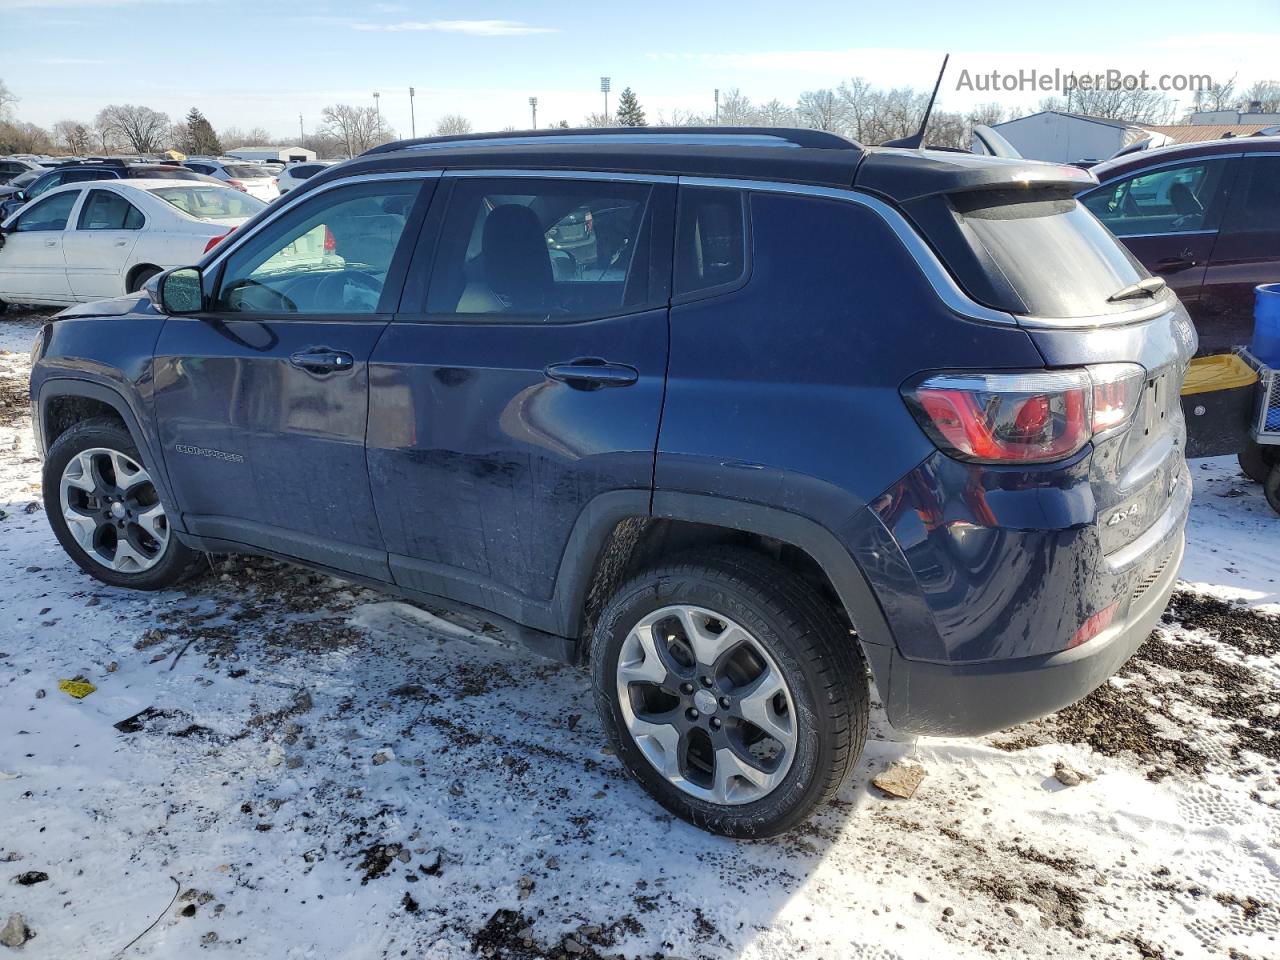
57,679,97,699
1181,353,1258,396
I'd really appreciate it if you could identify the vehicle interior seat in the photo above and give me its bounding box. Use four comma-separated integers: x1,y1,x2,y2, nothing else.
1170,181,1203,217
456,204,553,313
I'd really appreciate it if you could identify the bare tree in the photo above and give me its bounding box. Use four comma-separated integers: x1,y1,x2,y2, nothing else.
1240,80,1280,113
0,121,53,154
321,104,393,157
95,104,170,153
795,89,846,132
433,114,472,136
716,88,756,126
581,111,613,128
756,99,794,127
967,102,1006,128
0,78,17,121
1193,73,1237,113
653,109,708,127
53,119,93,154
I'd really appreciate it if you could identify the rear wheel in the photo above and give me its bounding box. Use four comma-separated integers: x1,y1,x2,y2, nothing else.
128,266,161,293
43,418,200,590
1240,441,1280,484
591,548,868,838
1265,464,1280,515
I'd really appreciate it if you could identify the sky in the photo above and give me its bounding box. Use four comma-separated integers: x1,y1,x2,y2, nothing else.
2,0,1279,142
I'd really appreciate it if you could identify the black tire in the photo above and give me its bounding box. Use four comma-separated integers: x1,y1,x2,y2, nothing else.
1239,441,1280,485
590,547,869,838
1265,464,1280,515
43,417,201,590
128,266,161,293
0,299,8,315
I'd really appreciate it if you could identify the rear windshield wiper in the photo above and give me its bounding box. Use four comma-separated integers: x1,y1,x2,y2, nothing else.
1107,276,1167,303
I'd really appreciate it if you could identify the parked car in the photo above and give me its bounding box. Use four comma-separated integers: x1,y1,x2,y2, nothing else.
0,158,40,184
29,127,1192,837
0,160,212,221
0,167,44,204
276,160,337,194
1080,136,1280,356
182,159,279,201
0,179,264,307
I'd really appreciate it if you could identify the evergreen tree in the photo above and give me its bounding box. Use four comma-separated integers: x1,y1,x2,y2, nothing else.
183,107,222,155
615,87,647,127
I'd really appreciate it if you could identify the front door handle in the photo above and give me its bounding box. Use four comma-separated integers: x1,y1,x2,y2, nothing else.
43,239,57,247
544,357,639,389
289,349,354,374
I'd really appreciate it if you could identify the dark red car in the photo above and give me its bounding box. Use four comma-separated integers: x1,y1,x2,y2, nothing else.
1081,136,1280,356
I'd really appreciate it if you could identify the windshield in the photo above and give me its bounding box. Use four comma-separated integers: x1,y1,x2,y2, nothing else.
149,185,266,220
224,164,273,179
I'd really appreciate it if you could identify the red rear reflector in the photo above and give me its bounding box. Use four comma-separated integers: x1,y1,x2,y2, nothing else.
227,179,246,192
1067,601,1119,649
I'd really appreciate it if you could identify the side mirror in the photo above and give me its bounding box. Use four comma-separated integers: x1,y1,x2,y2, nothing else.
13,190,27,203
158,266,204,314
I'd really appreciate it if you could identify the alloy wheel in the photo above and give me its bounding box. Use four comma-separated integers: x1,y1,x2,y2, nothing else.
615,604,798,805
58,447,169,573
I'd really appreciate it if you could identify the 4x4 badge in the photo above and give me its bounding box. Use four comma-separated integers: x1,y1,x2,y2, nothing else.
174,443,244,464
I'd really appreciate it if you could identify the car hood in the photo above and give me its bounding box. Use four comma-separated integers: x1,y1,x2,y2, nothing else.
54,293,158,320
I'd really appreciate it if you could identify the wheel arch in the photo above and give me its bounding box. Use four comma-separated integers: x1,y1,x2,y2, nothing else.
126,263,162,293
554,491,896,680
38,378,184,533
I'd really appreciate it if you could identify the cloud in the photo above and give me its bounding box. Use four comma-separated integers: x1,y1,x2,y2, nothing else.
35,57,111,64
0,0,180,7
352,19,556,36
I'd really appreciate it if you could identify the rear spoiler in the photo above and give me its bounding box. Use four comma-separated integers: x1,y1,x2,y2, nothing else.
854,148,1097,204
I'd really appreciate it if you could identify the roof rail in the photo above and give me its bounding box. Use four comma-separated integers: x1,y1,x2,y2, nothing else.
363,126,861,157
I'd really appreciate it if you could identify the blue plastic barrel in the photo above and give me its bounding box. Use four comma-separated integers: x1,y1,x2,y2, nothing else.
1254,283,1280,366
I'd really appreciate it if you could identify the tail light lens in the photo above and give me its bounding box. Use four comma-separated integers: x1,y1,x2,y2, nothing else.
203,227,234,254
226,178,246,192
904,364,1145,464
323,225,336,253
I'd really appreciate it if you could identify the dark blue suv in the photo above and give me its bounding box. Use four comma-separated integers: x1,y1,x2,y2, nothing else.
29,128,1193,837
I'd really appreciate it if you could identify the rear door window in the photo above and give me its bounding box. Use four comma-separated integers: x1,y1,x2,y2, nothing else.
423,177,660,321
1081,159,1229,237
78,189,144,230
674,186,748,299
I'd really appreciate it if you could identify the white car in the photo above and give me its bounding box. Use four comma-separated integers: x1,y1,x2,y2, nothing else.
276,160,338,195
182,159,280,202
0,179,266,308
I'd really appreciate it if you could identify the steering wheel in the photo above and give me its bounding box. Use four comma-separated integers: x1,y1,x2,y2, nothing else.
314,270,382,311
223,277,298,314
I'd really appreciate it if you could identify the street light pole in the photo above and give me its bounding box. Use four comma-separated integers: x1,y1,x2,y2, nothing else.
529,96,538,129
715,88,720,125
299,113,304,144
373,91,380,120
600,76,611,124
409,87,416,138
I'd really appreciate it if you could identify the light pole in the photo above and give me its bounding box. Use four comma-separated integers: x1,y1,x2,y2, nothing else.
299,113,304,144
373,91,380,121
600,76,611,124
409,87,416,138
529,96,538,129
715,88,720,125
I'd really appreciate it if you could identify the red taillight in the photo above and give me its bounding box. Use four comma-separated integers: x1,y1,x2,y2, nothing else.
1068,601,1119,649
323,225,336,253
203,227,234,254
227,179,247,192
906,364,1145,464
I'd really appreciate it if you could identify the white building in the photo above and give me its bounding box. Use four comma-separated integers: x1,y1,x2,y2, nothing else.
983,111,1168,164
226,145,317,163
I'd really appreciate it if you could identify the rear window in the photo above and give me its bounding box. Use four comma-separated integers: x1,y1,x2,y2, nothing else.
950,190,1149,318
675,187,748,298
224,164,271,179
132,167,201,180
149,185,266,220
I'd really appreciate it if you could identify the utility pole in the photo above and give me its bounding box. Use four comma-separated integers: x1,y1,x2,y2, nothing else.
529,96,538,129
409,87,416,138
715,88,720,125
600,76,611,124
299,113,304,144
373,91,380,120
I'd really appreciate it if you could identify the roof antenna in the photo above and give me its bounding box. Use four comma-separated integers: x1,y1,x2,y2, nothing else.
883,53,950,149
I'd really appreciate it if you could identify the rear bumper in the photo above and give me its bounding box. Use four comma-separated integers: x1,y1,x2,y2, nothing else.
877,515,1185,738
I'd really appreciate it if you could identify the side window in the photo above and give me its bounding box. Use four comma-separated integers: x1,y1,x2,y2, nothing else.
424,177,656,321
291,165,319,179
78,190,144,230
1221,156,1280,235
1082,160,1227,236
14,191,79,232
674,187,748,297
212,179,421,315
28,173,61,198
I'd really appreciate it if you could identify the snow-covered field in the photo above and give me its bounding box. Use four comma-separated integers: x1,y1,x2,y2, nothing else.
1,309,1278,960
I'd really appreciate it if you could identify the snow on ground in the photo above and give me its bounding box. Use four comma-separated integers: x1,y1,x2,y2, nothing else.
1,309,1278,960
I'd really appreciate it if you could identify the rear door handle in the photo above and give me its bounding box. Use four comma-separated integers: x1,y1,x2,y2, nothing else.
289,349,354,374
544,357,639,389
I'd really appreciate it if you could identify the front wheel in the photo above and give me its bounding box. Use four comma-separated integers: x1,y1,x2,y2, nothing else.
591,548,869,838
43,418,200,590
1240,441,1280,484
